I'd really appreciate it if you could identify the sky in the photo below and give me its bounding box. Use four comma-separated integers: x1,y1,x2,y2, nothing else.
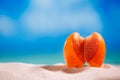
0,0,120,64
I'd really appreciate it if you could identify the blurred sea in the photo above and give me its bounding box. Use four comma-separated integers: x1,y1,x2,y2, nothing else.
0,52,120,65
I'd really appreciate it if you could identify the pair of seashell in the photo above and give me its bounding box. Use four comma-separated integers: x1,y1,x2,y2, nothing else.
64,32,106,67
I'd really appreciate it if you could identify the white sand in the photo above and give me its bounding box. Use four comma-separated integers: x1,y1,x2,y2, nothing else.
0,63,120,80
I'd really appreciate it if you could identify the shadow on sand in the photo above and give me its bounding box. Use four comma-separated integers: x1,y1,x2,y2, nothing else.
36,64,110,74
41,65,89,74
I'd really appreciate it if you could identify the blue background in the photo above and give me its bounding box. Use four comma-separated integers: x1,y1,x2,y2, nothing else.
0,0,120,64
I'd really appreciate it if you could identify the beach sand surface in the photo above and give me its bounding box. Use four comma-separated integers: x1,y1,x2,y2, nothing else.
0,63,120,80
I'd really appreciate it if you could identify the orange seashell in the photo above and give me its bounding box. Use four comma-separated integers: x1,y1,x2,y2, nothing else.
64,32,106,68
64,32,85,68
84,32,106,67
